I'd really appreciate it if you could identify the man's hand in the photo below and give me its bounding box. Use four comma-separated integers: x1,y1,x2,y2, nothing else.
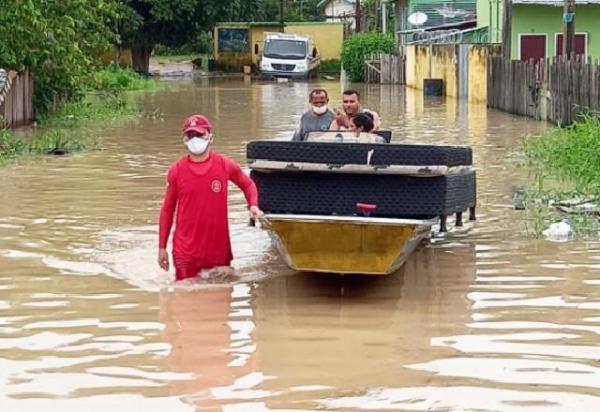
249,205,264,221
334,110,349,129
158,248,169,271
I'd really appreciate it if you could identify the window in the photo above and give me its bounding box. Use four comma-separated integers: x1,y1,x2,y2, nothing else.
263,40,307,59
218,28,249,53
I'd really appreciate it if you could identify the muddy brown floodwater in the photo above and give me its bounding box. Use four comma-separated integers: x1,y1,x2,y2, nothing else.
1,77,599,411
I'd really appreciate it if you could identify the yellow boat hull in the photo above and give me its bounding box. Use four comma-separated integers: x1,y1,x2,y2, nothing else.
262,214,435,275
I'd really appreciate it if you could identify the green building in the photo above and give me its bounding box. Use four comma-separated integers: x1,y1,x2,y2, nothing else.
477,0,600,60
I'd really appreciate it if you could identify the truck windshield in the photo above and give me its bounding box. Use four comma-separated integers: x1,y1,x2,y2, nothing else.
263,39,307,59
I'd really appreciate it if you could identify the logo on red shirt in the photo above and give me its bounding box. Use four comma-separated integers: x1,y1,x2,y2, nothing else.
211,179,222,193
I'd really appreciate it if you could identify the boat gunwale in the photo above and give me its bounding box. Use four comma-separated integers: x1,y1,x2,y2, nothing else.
262,213,438,226
249,160,474,177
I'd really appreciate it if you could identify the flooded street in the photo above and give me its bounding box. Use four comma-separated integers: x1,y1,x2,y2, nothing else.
1,77,599,411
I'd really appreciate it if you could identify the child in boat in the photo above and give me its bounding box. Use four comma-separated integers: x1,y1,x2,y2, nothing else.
349,113,387,144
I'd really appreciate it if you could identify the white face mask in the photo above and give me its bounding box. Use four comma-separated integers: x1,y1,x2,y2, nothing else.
185,136,210,155
312,105,328,115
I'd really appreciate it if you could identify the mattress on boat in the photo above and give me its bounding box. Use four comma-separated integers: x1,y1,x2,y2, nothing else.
246,140,476,219
247,140,472,168
250,169,476,219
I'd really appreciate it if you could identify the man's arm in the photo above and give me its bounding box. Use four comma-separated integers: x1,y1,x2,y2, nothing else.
226,159,263,220
292,114,306,141
158,166,178,270
369,110,381,130
226,158,259,207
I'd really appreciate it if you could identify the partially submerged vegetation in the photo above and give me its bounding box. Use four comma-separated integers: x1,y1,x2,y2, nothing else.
88,66,158,94
0,69,154,163
0,93,139,163
523,115,600,238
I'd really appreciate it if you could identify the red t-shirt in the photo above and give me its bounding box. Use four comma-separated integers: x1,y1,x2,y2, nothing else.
158,152,258,267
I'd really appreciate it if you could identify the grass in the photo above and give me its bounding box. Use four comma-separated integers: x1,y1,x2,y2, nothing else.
319,59,341,73
40,94,138,129
88,66,158,93
0,128,90,163
525,114,600,193
1,65,156,165
522,114,600,238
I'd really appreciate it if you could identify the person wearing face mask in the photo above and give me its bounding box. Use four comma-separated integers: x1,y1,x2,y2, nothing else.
292,89,335,141
158,114,264,281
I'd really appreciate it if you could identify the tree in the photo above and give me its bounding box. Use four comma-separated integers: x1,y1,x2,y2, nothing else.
0,0,118,112
117,0,265,74
263,0,323,22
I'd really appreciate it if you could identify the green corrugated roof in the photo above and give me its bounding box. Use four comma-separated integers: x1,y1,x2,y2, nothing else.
285,21,343,25
216,22,285,27
409,0,476,28
216,21,341,27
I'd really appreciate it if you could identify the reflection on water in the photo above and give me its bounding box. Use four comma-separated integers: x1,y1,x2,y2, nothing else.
0,78,599,410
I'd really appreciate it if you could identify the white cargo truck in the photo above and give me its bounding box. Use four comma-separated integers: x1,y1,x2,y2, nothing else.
255,32,320,80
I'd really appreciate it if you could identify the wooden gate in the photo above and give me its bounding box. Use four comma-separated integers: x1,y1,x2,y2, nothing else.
0,69,34,128
364,53,405,84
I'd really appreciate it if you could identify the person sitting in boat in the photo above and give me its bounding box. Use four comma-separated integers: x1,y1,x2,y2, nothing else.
349,112,387,144
329,89,381,131
292,89,335,141
305,113,386,143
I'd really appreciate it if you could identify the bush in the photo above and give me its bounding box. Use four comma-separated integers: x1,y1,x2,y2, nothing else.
341,32,396,82
154,31,213,56
320,59,341,73
525,114,600,193
88,66,156,93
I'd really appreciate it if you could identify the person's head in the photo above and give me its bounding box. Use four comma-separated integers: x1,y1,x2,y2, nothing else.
309,89,329,115
349,112,374,133
182,114,213,156
342,90,361,115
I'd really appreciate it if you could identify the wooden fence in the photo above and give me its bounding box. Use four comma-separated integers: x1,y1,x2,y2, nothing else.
488,55,600,124
0,69,34,128
364,53,405,84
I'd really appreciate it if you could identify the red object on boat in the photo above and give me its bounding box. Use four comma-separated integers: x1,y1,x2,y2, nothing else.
356,202,378,216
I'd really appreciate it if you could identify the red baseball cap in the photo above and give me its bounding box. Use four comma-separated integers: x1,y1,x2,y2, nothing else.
182,114,212,135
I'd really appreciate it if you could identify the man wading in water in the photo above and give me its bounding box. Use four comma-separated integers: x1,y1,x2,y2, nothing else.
158,114,263,281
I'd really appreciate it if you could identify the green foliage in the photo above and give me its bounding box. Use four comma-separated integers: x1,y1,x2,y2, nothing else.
263,0,324,21
0,95,138,163
525,114,600,193
154,32,213,56
0,128,86,160
522,114,600,238
118,0,265,49
341,32,396,82
29,131,87,155
0,129,28,159
40,95,137,129
320,59,342,73
88,67,157,93
362,0,396,32
0,1,119,113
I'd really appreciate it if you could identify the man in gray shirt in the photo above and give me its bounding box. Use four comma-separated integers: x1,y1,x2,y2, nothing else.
292,89,335,141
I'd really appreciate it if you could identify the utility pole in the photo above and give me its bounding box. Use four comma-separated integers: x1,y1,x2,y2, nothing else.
279,0,285,25
355,0,362,32
382,0,387,33
562,0,576,58
501,0,512,59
